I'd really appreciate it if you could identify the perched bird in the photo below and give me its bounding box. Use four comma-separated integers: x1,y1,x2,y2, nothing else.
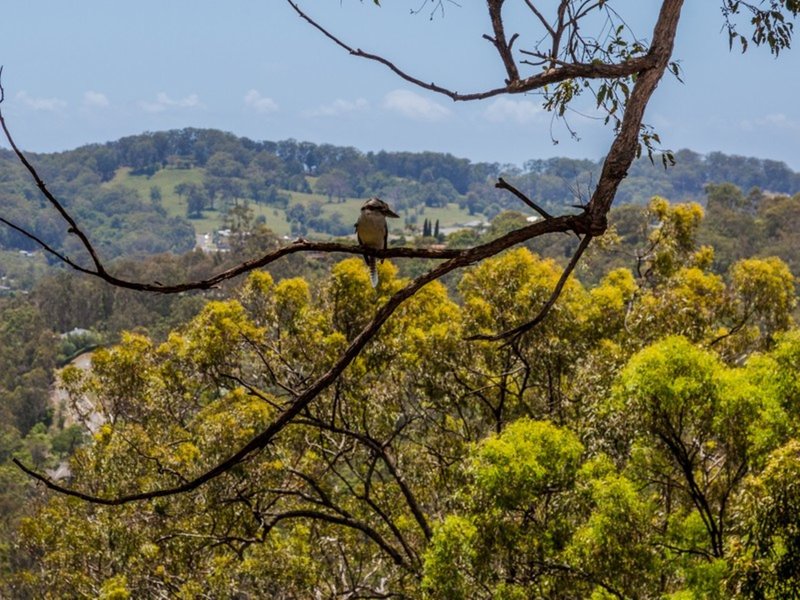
354,197,400,287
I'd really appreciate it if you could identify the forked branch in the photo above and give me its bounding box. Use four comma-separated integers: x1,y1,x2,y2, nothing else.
285,0,658,101
466,232,593,342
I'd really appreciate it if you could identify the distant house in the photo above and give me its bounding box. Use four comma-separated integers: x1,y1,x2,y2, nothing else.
214,229,232,251
463,219,490,229
59,327,91,339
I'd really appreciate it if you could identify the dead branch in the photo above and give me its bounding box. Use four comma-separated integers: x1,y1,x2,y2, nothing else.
495,177,553,220
286,0,658,101
486,0,522,83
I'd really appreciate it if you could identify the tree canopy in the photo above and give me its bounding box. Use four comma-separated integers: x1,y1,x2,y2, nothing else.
1,1,800,597
5,206,800,596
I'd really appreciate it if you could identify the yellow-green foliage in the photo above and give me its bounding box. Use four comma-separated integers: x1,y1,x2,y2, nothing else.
422,515,478,600
470,419,583,509
8,215,800,599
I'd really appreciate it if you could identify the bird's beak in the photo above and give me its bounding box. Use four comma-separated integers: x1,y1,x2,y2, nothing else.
384,208,400,218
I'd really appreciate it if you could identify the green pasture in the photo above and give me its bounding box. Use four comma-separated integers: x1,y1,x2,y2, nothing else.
108,168,291,236
108,169,480,240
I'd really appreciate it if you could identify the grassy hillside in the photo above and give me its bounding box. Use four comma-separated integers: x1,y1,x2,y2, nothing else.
106,167,208,223
289,193,477,232
107,167,289,235
107,168,480,240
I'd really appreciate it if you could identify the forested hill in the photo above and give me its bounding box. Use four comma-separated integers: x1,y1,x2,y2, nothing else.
1,128,799,260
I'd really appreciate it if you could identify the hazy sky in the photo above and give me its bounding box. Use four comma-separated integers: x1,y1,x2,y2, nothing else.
1,1,799,169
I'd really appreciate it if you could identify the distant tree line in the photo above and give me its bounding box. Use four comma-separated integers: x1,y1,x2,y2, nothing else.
2,132,799,261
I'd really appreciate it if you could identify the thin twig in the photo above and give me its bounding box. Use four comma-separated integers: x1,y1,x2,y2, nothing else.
466,233,593,342
0,105,108,276
0,217,92,272
287,0,508,101
495,177,553,220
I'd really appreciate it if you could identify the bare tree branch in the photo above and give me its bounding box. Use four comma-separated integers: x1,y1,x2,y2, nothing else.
286,0,508,101
0,91,108,276
467,232,593,342
0,85,465,293
0,142,463,293
285,0,657,102
0,216,85,270
522,0,557,38
495,176,553,220
486,0,522,83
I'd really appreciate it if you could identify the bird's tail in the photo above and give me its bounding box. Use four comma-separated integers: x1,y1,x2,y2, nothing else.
366,256,378,288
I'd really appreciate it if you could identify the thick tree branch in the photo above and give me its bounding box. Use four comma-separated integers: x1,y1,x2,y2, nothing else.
486,0,522,83
585,0,684,227
0,217,462,293
0,126,464,293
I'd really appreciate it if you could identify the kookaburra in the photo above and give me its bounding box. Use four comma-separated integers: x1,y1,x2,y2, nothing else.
354,197,400,287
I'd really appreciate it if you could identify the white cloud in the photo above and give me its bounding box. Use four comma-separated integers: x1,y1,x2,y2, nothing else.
483,97,541,124
83,90,109,108
140,92,202,113
15,91,67,112
243,89,279,113
740,112,800,132
303,98,369,118
383,89,450,122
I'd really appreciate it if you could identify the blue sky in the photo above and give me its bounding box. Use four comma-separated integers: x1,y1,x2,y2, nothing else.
1,1,799,170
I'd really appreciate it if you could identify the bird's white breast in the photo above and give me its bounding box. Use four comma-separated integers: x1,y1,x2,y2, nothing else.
356,211,387,248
